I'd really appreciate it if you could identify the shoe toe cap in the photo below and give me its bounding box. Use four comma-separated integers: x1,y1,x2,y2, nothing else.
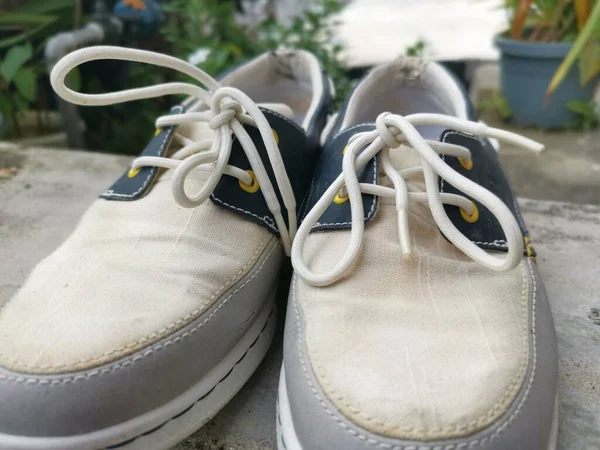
282,266,558,450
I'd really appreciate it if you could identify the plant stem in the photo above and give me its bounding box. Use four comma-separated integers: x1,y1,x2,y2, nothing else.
8,95,21,137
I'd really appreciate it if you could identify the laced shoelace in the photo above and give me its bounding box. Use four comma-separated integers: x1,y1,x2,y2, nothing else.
50,46,297,254
292,112,544,287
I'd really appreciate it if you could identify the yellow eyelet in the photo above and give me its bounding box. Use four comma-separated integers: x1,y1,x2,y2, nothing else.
333,192,349,204
239,170,260,193
461,203,479,223
342,145,349,155
154,128,162,136
272,129,279,145
458,156,473,170
127,167,141,178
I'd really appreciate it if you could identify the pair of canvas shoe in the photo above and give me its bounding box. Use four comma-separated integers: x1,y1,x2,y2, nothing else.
0,47,558,450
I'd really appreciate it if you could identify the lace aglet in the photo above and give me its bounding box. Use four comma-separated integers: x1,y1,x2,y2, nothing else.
529,142,545,153
486,128,545,153
397,209,412,256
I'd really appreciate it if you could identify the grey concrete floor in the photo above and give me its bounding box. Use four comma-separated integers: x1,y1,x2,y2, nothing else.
495,120,600,206
1,136,599,450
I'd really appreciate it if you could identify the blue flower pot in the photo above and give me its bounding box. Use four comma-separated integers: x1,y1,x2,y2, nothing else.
496,35,598,129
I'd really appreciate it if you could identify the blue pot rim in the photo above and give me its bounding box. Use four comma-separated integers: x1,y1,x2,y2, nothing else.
495,35,573,59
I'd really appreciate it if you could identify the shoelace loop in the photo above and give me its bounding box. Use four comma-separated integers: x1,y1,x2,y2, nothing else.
50,46,297,254
291,112,544,287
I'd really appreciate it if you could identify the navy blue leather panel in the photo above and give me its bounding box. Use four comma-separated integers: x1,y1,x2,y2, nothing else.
302,124,379,231
101,105,184,201
438,129,529,252
210,109,321,235
303,123,529,254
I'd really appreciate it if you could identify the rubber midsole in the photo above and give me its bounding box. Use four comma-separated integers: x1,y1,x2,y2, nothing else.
0,293,276,450
277,365,559,450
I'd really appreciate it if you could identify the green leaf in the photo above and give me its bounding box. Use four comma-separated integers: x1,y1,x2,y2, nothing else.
13,94,29,111
578,40,600,84
547,0,600,98
566,100,598,130
67,66,81,92
0,42,33,82
11,0,73,14
0,13,61,49
13,67,36,102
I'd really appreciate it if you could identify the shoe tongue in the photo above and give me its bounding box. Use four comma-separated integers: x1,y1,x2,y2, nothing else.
380,142,439,225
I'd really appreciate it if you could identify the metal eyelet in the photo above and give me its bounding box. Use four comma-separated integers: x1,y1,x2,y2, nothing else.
461,202,479,223
458,156,473,170
239,170,260,193
333,192,349,204
127,167,141,178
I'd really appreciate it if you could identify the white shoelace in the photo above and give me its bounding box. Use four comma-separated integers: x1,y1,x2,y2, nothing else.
292,112,544,287
50,46,297,254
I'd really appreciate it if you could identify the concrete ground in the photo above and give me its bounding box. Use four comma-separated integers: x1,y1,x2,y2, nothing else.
1,119,599,449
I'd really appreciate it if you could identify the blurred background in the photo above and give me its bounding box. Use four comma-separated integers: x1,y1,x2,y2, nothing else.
0,0,598,155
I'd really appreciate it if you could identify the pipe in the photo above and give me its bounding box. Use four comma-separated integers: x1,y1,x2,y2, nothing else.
45,23,105,149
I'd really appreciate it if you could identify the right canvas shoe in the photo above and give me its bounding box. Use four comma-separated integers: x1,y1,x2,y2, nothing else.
0,47,331,450
279,58,558,450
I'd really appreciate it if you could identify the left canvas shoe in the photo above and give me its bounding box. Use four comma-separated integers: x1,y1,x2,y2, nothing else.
0,46,331,450
279,58,558,450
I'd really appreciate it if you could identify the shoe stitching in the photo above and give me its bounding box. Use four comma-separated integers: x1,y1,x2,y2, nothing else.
101,105,183,200
105,305,275,449
0,238,277,377
314,156,379,227
440,131,507,249
329,123,376,142
210,195,277,233
303,123,377,228
263,109,307,135
210,110,307,234
294,256,537,448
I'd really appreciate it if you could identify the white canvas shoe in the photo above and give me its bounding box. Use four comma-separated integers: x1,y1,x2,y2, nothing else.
279,58,558,450
0,46,331,450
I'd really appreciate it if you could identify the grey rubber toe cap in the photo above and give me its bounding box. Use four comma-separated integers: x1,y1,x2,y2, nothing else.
283,263,558,450
0,242,282,438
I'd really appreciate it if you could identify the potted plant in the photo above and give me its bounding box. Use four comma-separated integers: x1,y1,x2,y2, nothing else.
496,0,600,129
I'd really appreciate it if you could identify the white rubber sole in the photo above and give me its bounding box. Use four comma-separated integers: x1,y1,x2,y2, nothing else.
277,365,559,450
0,295,276,450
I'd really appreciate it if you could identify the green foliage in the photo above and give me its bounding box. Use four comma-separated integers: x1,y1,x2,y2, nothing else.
547,0,600,97
0,0,74,49
405,40,427,57
0,43,33,81
505,0,581,42
161,0,351,103
566,100,598,130
0,42,40,137
503,0,600,96
0,0,75,138
477,91,513,121
261,0,350,101
83,0,350,154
